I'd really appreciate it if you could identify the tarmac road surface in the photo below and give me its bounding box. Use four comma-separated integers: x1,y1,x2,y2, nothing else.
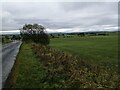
0,41,22,89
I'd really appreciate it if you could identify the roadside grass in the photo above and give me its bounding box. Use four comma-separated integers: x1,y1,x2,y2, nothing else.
4,42,47,88
50,33,118,71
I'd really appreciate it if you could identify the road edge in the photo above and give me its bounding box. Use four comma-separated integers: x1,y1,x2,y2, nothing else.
2,41,22,89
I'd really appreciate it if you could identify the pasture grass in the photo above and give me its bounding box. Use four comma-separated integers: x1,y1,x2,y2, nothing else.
50,33,118,70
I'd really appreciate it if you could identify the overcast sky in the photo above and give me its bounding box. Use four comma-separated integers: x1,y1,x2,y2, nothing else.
1,1,118,33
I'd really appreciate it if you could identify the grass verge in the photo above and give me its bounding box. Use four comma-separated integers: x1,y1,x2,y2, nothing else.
4,42,47,88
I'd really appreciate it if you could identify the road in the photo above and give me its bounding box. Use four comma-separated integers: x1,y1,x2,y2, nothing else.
0,41,22,89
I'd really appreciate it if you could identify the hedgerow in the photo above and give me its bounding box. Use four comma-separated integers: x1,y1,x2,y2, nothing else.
32,44,119,88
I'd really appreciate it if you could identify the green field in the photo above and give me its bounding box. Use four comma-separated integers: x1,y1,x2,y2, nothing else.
50,33,118,70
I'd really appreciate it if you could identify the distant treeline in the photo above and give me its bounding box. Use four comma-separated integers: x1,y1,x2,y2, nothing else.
49,32,110,38
1,35,21,43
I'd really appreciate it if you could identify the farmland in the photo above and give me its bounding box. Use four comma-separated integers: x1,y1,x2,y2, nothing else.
50,33,118,71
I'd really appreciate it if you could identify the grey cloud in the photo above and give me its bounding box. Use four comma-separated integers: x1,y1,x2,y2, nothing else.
2,2,118,32
60,2,118,13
